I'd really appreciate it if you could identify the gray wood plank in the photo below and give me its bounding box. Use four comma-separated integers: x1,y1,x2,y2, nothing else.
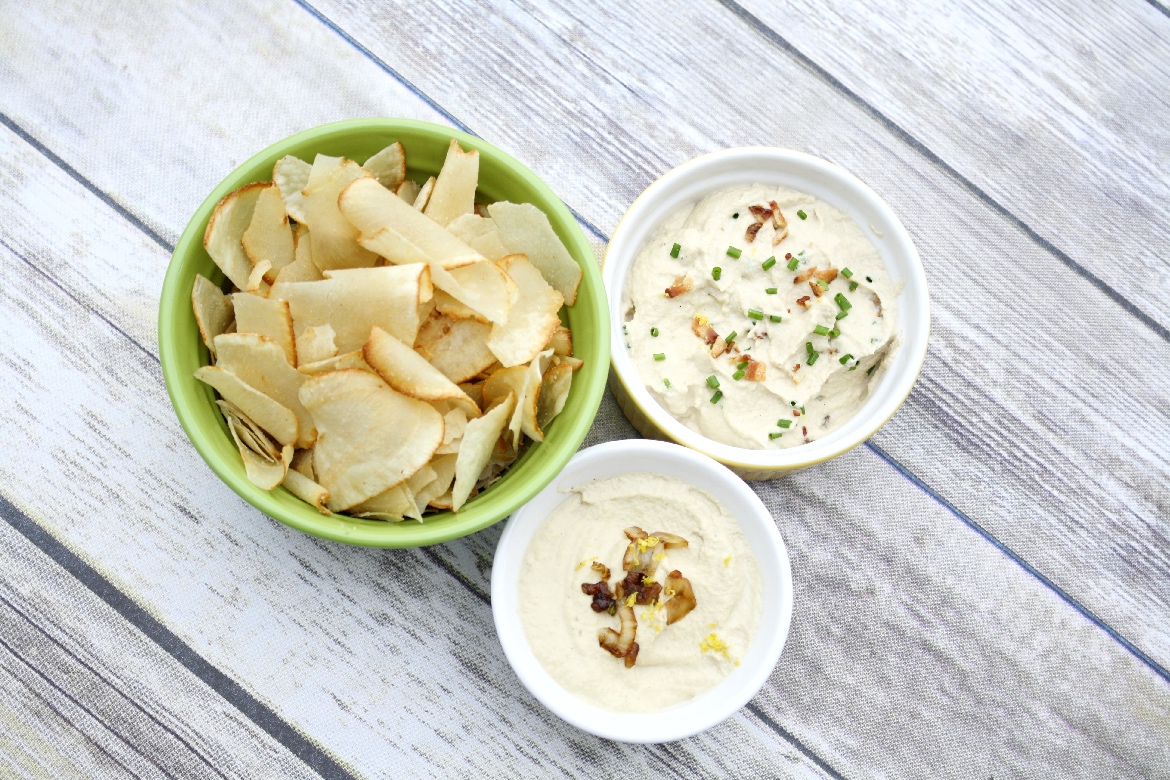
0,125,1166,778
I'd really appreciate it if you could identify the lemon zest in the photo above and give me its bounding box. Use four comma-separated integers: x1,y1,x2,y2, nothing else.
723,555,731,567
575,556,597,571
636,536,661,553
625,593,636,608
699,633,731,661
642,576,656,585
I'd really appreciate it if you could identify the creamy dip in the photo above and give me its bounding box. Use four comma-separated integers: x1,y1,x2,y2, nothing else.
518,473,762,713
623,185,899,448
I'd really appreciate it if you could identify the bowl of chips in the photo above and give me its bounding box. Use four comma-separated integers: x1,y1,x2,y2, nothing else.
159,118,609,547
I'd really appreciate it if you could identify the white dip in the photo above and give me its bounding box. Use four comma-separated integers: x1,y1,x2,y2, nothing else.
623,185,899,448
518,473,762,713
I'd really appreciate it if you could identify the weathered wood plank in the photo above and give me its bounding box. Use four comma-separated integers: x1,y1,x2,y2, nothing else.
0,518,323,780
0,126,1166,777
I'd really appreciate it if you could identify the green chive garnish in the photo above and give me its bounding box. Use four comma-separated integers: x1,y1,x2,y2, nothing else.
762,256,777,271
778,419,792,428
712,267,722,280
769,432,783,439
839,354,854,364
710,390,723,403
670,243,681,258
733,369,746,381
725,331,737,343
841,268,853,279
726,246,741,259
737,360,749,370
867,365,877,376
849,281,859,292
835,293,852,311
748,309,764,320
650,327,659,337
805,341,815,355
787,257,799,270
807,350,820,366
828,328,840,339
790,401,797,406
706,375,720,389
800,405,806,414
653,353,666,361
797,209,807,220
866,276,873,282
732,212,739,219
663,378,671,388
836,311,849,320
765,287,777,294
769,314,782,323
813,325,830,336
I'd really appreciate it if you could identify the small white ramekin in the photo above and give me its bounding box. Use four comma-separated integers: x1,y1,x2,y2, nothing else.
603,148,930,479
490,440,794,743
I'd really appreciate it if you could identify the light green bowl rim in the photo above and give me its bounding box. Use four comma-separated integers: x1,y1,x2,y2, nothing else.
159,118,609,547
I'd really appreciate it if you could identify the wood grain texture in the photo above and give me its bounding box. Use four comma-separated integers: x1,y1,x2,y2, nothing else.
0,123,1167,777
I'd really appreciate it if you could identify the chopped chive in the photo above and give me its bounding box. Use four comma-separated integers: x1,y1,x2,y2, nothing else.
790,401,797,406
748,309,764,320
737,360,749,369
765,287,778,294
836,310,850,320
710,390,723,403
706,375,720,389
813,324,830,336
733,369,746,381
663,378,671,388
866,276,873,282
769,432,783,439
670,243,681,258
835,293,852,311
725,331,737,343
849,281,859,292
800,405,806,414
650,327,659,337
797,209,807,220
778,419,792,429
848,366,857,371
867,365,877,376
712,266,722,280
732,212,739,219
806,350,820,365
816,279,830,290
762,256,777,271
653,353,666,361
769,314,782,323
828,328,840,339
786,257,799,270
841,267,853,279
805,341,815,355
839,353,854,364
726,246,742,259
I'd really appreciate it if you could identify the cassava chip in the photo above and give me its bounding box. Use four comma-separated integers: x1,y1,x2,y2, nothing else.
423,139,478,227
415,454,457,514
362,141,406,191
226,413,292,490
299,369,444,511
290,446,315,480
447,213,508,261
363,327,480,415
232,294,296,366
213,333,316,449
192,274,234,358
276,224,324,283
273,155,312,223
338,177,484,269
296,351,373,375
546,325,572,357
396,178,421,205
350,484,413,522
434,406,468,454
296,324,337,366
241,184,295,283
413,176,435,211
245,260,271,293
283,469,330,514
537,362,573,433
195,365,298,446
451,393,515,512
414,312,497,383
488,201,582,305
271,263,432,354
218,399,280,461
520,349,555,442
301,156,378,271
432,289,484,322
486,255,564,367
204,182,267,289
428,259,514,325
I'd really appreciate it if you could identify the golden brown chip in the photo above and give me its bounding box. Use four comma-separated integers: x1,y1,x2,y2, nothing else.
192,274,234,359
290,446,315,481
396,178,421,205
232,293,296,366
546,325,572,357
488,201,582,305
217,399,280,461
432,289,485,322
363,327,480,415
423,139,479,227
415,453,457,514
296,324,337,366
204,182,267,289
273,155,312,223
414,312,498,384
283,469,330,514
226,413,292,490
299,369,444,511
195,365,298,446
296,351,373,375
301,156,378,271
213,333,316,449
362,141,406,191
242,184,295,284
349,484,413,522
451,392,515,512
428,260,514,325
245,260,272,293
537,362,573,434
413,176,435,211
486,255,564,368
276,224,324,283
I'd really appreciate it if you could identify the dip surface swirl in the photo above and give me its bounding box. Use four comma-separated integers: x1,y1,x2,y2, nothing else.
518,473,762,713
623,185,899,448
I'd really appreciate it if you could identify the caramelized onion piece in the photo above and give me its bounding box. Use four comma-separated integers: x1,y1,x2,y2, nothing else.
664,570,697,625
591,560,611,581
582,579,616,613
624,641,640,669
615,570,662,605
649,531,689,549
623,527,648,541
598,602,638,659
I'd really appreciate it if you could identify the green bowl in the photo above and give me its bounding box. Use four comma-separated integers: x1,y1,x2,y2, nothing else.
159,118,609,547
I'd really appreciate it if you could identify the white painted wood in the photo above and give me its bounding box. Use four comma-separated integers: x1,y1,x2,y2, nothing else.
2,0,1166,667
0,126,1166,777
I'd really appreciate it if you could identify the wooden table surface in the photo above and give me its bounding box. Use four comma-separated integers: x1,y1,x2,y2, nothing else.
2,1,1168,777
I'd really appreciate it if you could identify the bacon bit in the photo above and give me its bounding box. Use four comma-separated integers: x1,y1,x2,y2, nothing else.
581,580,616,614
796,296,811,308
748,204,772,221
793,266,818,284
663,571,697,625
815,268,838,282
809,280,825,298
802,426,808,437
771,201,787,229
665,275,692,298
872,293,883,318
745,221,764,243
710,339,727,358
793,409,801,416
773,228,789,246
746,360,766,381
793,363,801,372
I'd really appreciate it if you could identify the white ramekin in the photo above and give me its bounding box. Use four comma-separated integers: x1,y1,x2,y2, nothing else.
490,440,794,743
603,148,930,479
